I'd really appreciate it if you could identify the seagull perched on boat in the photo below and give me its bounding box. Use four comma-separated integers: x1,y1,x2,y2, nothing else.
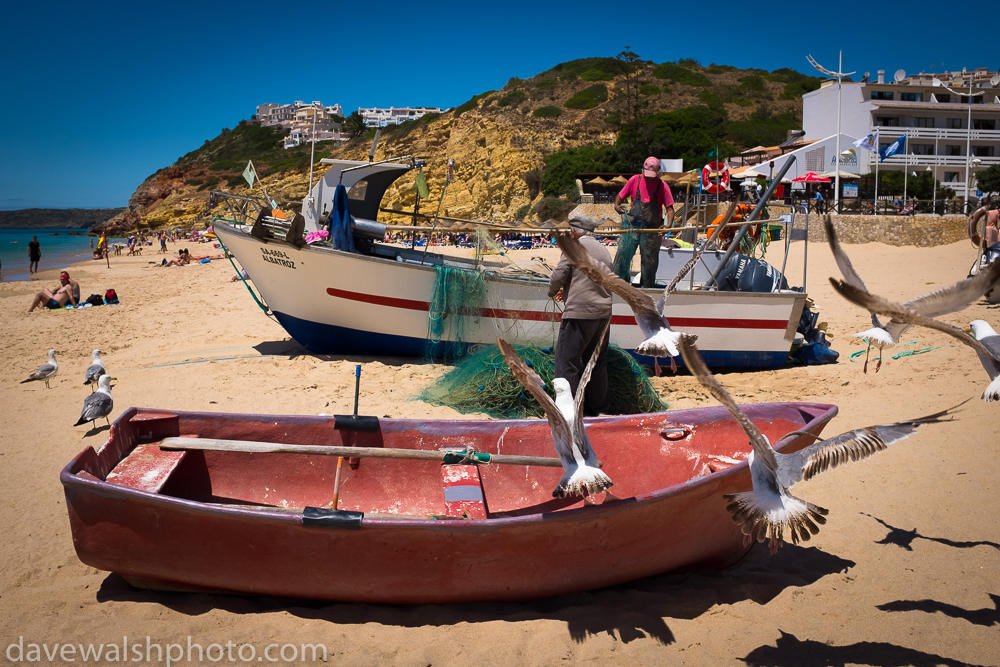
825,216,1000,373
74,374,115,428
498,337,613,498
21,349,58,389
678,337,959,553
829,279,1000,404
83,349,105,392
554,231,696,371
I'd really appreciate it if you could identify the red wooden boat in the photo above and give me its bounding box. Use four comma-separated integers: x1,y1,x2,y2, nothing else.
61,403,837,604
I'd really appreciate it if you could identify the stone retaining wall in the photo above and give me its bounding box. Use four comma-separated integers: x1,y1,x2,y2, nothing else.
798,214,968,247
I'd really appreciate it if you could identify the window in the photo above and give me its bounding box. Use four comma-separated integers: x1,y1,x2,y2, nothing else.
946,118,963,129
946,145,963,156
960,95,984,104
911,144,934,155
876,116,900,127
912,117,935,128
871,91,893,100
935,94,951,103
973,119,996,130
901,92,923,102
974,146,995,157
944,172,960,182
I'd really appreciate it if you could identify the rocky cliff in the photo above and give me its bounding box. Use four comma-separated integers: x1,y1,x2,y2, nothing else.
111,58,814,230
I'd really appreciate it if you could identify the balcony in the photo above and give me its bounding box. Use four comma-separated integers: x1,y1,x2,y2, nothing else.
874,127,1000,141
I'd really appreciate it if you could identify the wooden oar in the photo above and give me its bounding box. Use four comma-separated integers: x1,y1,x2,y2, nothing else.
160,437,564,468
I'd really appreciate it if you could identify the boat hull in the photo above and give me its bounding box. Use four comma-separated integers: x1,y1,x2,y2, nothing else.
61,403,837,603
215,224,806,368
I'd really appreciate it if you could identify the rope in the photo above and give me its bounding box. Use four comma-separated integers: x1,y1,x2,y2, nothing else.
213,219,276,321
892,346,940,360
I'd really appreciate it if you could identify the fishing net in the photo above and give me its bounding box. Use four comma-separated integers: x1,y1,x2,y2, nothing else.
421,343,668,419
425,264,487,361
611,213,640,281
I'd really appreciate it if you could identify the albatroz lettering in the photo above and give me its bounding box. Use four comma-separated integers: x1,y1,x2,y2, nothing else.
260,247,296,269
5,636,329,665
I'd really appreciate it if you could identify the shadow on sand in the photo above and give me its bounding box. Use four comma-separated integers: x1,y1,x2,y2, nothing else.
96,543,853,646
877,593,1000,628
739,629,990,667
863,513,1000,552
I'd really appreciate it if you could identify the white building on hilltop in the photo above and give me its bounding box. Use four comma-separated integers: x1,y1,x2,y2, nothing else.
803,67,1000,199
253,100,346,149
359,106,445,127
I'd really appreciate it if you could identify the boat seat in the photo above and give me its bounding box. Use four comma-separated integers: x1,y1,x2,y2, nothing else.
440,450,489,519
105,444,187,494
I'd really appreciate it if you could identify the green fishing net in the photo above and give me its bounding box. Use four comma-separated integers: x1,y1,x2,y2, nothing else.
611,213,639,281
425,264,487,361
421,343,668,419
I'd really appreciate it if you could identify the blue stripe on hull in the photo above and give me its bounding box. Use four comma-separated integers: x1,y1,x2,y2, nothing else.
273,311,789,368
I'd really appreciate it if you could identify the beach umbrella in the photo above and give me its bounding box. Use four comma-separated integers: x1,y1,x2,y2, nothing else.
792,172,831,183
610,175,629,185
818,169,859,180
586,176,610,186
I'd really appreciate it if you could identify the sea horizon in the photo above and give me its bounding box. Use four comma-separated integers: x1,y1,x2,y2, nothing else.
0,228,125,282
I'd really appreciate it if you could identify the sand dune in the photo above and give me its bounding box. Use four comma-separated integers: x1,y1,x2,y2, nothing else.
1,237,997,666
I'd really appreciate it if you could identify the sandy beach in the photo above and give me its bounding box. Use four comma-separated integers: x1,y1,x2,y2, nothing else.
1,236,997,666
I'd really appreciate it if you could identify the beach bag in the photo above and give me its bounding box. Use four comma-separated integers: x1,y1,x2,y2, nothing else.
85,294,105,307
104,289,119,305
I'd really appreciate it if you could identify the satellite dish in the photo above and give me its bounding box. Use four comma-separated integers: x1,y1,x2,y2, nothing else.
991,75,1000,86
893,69,906,82
932,78,942,87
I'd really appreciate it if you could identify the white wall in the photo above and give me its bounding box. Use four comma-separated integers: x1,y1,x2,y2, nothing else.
803,82,870,143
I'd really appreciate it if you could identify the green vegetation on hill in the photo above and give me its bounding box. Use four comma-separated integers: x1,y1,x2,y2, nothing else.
565,84,608,110
652,62,711,87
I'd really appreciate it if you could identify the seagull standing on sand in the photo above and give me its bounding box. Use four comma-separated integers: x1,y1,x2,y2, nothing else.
498,337,613,498
75,374,114,428
825,216,1000,372
678,337,959,553
83,349,105,392
554,231,696,372
21,349,58,389
829,279,1000,404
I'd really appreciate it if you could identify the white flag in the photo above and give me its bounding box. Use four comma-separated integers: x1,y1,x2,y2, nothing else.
853,132,878,153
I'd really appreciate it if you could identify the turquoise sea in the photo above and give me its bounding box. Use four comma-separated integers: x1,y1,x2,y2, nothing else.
0,229,124,282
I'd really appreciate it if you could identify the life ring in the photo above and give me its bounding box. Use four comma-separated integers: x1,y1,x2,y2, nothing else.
701,162,730,193
968,206,986,248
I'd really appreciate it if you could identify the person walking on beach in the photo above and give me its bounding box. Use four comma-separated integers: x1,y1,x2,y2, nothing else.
548,212,613,416
613,157,675,288
28,236,41,275
26,271,80,312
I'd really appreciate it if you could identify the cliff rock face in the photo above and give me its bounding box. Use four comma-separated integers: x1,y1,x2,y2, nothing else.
115,60,805,230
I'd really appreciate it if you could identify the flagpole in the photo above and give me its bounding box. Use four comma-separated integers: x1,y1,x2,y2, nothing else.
835,49,843,212
903,141,909,203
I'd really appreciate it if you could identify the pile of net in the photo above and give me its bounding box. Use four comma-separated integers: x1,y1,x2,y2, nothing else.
421,343,667,419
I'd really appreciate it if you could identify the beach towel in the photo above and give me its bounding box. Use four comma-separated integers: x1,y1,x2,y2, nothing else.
330,184,356,253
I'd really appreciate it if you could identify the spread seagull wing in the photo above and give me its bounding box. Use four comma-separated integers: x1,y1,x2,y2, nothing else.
901,258,1000,317
554,232,666,340
554,232,695,357
829,279,994,359
824,216,883,329
571,321,610,460
497,339,573,461
776,403,963,490
678,337,776,472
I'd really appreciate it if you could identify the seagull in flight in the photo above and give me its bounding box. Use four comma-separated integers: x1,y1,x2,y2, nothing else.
83,349,105,392
554,232,696,372
830,279,1000,403
498,336,613,499
75,374,115,428
825,216,1000,372
678,337,960,553
21,349,58,389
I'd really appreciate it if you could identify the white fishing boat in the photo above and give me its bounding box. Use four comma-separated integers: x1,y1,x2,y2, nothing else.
212,157,808,368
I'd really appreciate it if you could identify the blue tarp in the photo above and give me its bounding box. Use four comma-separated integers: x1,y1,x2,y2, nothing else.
330,184,356,253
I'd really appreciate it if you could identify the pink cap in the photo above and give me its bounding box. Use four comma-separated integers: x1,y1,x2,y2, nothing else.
642,156,660,177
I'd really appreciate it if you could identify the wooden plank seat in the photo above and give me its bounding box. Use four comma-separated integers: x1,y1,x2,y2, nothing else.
105,444,187,494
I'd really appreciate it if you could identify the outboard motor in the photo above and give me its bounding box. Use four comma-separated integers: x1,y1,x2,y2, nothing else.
713,253,789,293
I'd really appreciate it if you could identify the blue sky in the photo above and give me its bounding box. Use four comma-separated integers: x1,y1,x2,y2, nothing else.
1,0,989,210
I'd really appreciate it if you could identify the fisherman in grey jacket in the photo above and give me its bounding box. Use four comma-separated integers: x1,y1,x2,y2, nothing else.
548,212,613,415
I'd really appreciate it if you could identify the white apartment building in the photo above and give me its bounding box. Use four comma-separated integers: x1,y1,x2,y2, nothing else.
359,106,445,127
804,67,1000,198
256,101,344,128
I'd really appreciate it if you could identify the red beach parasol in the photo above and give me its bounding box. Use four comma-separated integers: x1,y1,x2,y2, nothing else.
792,172,831,183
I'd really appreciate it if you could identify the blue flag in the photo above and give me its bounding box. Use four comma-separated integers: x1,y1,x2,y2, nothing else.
879,135,906,162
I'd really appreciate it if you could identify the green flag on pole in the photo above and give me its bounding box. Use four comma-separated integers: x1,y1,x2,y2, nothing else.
707,148,718,158
243,161,256,187
414,169,430,199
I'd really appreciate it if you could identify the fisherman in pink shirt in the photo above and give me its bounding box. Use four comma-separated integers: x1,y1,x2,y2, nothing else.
613,156,675,287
